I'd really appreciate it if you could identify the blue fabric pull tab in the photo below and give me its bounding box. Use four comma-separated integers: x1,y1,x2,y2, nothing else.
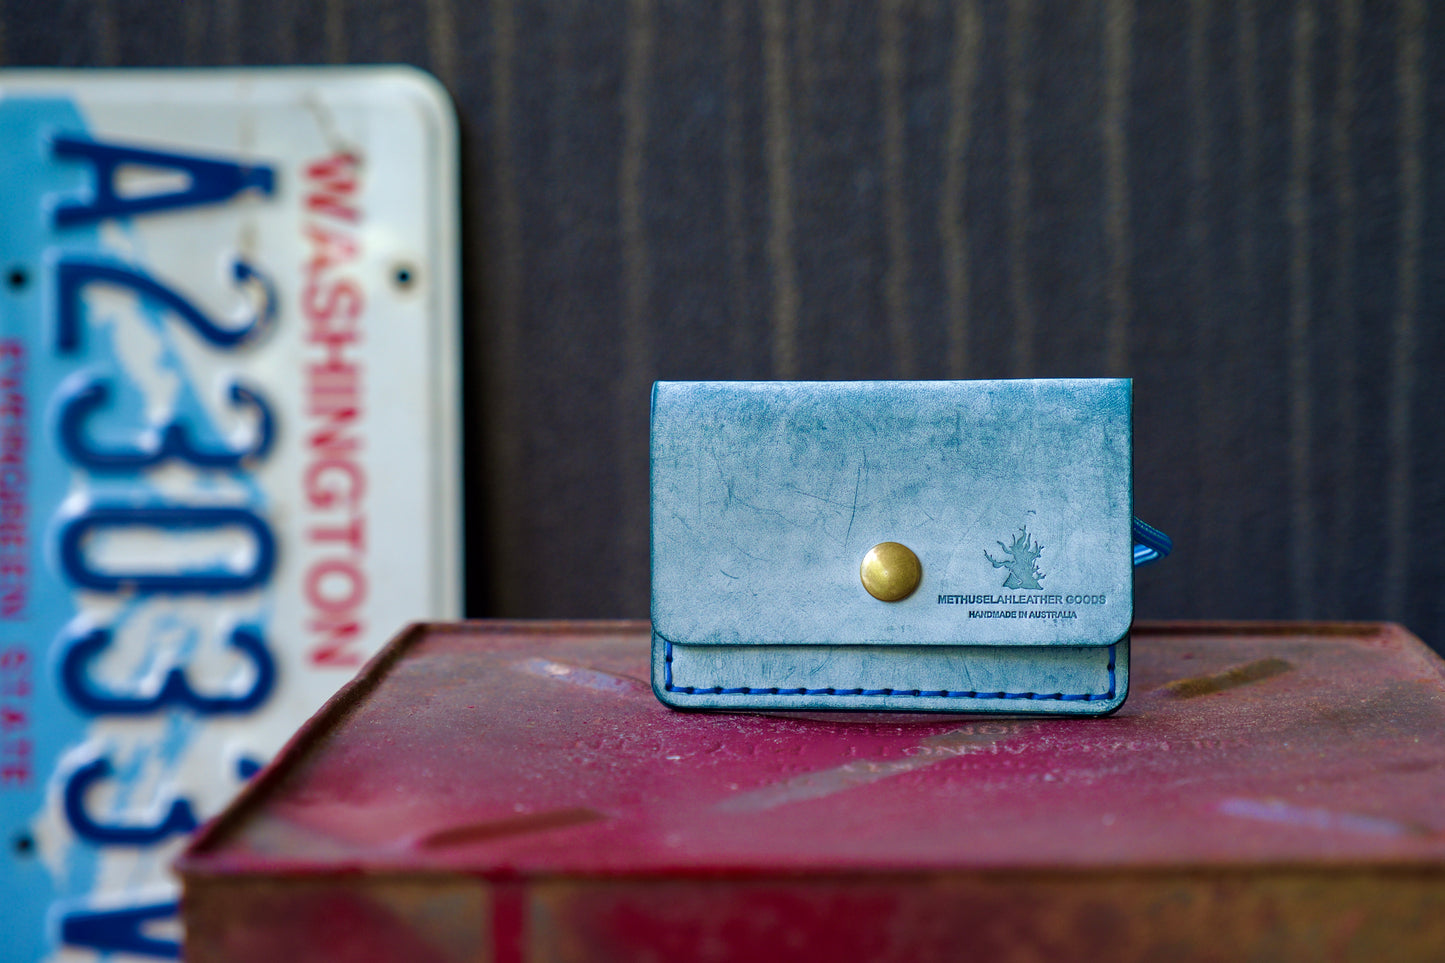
1132,517,1172,566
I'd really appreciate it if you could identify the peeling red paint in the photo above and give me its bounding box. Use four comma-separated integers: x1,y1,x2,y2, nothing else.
179,621,1445,960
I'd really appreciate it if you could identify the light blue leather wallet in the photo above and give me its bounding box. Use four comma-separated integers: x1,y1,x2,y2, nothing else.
650,380,1170,715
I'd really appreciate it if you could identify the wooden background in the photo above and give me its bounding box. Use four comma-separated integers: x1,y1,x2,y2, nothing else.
4,0,1443,652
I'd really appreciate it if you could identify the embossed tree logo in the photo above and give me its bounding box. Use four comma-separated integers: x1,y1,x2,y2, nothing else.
985,527,1046,590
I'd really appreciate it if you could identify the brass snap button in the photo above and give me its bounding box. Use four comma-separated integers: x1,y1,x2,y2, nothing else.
860,542,922,602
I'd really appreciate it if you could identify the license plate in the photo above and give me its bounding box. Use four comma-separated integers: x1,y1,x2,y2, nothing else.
0,68,461,960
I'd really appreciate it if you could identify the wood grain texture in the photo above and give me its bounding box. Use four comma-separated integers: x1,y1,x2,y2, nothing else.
2,0,1441,652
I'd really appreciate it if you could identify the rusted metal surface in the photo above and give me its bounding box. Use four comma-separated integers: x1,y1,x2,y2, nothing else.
179,621,1445,961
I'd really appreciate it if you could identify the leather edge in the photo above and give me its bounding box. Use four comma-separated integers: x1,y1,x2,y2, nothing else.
651,631,1131,716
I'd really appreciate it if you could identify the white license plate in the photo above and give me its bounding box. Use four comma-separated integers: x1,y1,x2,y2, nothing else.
0,68,461,960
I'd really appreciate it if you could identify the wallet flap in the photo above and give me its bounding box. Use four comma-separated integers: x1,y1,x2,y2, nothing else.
651,379,1133,647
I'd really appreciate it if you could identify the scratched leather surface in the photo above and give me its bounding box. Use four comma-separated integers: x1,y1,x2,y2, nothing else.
651,380,1133,648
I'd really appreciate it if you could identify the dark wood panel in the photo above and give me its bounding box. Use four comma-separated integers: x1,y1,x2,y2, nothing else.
3,0,1441,652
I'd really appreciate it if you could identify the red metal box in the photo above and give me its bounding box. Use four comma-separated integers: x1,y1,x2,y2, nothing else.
178,621,1445,961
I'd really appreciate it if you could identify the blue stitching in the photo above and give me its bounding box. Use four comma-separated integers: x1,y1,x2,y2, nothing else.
662,640,1116,702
